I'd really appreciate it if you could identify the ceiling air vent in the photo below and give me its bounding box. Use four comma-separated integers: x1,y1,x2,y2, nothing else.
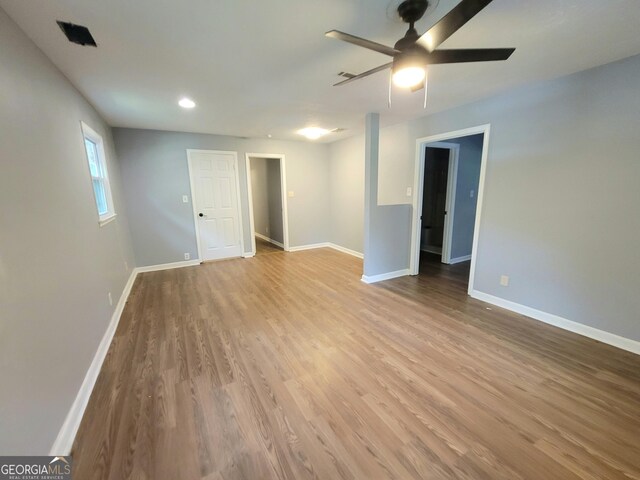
56,21,97,47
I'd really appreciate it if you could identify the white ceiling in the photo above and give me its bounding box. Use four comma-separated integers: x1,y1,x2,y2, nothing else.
2,0,640,142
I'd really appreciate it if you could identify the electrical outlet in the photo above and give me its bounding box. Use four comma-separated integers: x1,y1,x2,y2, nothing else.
406,187,412,197
266,226,269,234
184,253,190,260
182,195,189,203
288,191,295,198
470,189,475,198
108,292,113,306
500,275,510,287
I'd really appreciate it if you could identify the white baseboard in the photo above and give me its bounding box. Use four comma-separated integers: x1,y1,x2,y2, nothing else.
50,268,138,455
288,242,364,259
449,254,472,264
254,232,284,249
328,243,364,259
362,269,411,284
470,290,640,355
136,259,201,273
288,242,330,252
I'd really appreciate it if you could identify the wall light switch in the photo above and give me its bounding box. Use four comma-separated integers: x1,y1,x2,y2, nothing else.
288,191,295,198
500,275,510,287
182,195,189,203
406,187,412,197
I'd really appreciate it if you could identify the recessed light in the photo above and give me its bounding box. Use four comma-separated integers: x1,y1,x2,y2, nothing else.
267,134,272,138
297,127,331,140
178,97,196,109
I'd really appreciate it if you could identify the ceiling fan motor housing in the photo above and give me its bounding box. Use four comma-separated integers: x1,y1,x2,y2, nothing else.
397,0,430,24
392,47,429,73
394,0,430,69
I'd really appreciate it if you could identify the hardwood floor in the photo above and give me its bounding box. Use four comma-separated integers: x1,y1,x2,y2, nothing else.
255,236,284,256
418,251,471,288
72,248,640,480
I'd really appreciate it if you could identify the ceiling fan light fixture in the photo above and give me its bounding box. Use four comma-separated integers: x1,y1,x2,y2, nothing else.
392,66,425,88
297,127,330,140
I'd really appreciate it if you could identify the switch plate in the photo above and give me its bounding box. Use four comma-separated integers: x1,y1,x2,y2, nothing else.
406,187,412,197
500,275,510,287
182,195,189,203
288,191,295,198
184,253,191,260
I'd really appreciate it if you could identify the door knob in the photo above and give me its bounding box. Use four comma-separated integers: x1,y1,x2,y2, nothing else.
199,213,204,217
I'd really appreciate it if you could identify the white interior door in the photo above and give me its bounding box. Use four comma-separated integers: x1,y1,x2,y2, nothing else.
188,150,243,261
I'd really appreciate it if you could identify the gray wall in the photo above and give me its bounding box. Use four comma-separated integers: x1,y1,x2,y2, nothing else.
250,157,270,238
362,113,412,278
328,135,365,253
0,8,135,454
267,159,284,244
329,54,640,341
250,157,283,244
113,129,330,266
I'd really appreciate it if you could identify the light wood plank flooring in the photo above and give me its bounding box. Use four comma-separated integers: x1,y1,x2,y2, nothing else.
72,248,640,479
255,236,283,256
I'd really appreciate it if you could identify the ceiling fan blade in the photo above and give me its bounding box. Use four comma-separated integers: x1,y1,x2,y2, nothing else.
426,48,515,64
416,0,494,52
326,30,400,57
410,48,514,93
333,62,393,86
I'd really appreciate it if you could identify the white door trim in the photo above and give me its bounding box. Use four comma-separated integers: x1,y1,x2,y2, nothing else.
186,149,245,262
410,124,491,296
245,153,290,255
421,141,460,264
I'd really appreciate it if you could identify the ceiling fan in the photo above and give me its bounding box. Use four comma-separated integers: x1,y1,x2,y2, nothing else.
326,0,515,93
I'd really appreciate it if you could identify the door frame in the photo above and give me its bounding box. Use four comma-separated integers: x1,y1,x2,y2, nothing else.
420,141,460,264
410,124,490,295
245,153,290,255
186,149,245,262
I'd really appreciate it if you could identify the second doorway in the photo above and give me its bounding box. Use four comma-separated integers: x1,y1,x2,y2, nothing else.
246,154,289,256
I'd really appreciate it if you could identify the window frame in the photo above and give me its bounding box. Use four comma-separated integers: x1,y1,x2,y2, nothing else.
81,121,116,226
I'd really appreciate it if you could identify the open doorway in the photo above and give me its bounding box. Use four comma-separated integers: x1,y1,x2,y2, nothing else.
245,153,289,256
411,125,490,294
420,142,459,262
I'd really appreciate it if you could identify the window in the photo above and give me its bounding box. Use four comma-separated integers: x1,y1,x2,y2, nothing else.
81,122,115,225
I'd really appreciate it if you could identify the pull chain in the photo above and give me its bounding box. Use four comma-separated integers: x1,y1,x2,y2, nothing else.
423,71,428,109
388,70,393,108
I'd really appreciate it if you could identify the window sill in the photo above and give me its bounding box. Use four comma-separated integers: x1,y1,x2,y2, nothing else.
99,214,117,227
